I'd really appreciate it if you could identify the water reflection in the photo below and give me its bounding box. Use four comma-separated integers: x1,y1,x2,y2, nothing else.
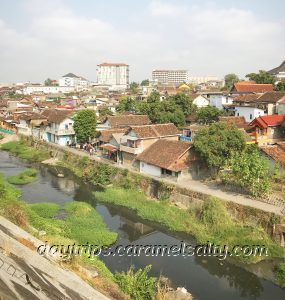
0,151,285,300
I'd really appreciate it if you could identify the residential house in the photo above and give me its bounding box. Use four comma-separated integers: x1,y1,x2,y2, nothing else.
235,106,264,122
97,114,151,131
249,115,284,146
191,94,209,108
261,142,285,172
233,92,285,121
16,112,48,138
41,109,75,146
204,92,233,110
255,92,285,114
135,139,198,180
97,128,128,160
230,82,273,94
120,123,179,165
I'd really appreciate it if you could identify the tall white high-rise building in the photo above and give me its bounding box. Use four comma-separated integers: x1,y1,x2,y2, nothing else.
152,70,188,84
96,63,129,89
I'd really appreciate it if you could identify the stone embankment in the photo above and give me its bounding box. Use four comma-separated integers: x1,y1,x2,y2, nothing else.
0,216,109,300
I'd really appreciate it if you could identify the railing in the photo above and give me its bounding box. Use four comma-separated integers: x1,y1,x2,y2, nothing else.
120,144,143,154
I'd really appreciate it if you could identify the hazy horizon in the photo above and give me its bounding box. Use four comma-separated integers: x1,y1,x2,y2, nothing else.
0,0,284,84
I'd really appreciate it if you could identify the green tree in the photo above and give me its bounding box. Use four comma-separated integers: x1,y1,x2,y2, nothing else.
141,79,149,86
116,96,137,113
129,82,139,94
245,70,275,84
44,78,53,86
194,122,246,170
224,145,272,197
73,109,97,142
275,81,285,91
146,91,160,103
99,106,113,117
197,106,224,124
224,73,239,89
168,93,195,116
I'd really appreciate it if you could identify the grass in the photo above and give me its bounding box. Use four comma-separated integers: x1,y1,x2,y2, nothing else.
94,187,283,263
0,173,118,281
7,168,38,185
1,141,49,162
276,263,285,288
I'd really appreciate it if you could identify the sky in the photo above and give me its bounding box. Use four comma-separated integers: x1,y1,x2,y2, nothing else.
0,0,284,84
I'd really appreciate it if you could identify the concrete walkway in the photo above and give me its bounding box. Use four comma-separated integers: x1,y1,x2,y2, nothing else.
46,142,285,216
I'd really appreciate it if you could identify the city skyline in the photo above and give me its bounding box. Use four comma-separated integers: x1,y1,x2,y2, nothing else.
0,0,284,83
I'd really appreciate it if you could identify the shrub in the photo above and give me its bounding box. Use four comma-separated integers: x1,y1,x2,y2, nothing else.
115,265,157,300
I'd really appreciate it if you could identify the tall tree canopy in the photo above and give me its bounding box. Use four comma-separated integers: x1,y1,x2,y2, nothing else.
275,81,285,91
224,73,239,89
224,145,271,197
44,78,53,86
245,70,275,84
141,79,149,86
116,96,137,113
129,82,139,94
73,109,97,142
194,122,246,170
197,106,224,124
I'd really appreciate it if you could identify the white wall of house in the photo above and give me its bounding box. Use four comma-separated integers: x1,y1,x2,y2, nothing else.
58,118,74,131
235,106,264,122
193,95,209,108
139,161,161,177
209,94,232,109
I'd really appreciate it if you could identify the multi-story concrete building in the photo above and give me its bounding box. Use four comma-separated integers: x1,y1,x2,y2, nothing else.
59,73,89,90
96,63,129,90
152,70,188,84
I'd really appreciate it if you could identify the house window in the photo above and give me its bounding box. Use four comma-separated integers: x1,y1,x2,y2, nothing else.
250,114,253,120
237,113,239,116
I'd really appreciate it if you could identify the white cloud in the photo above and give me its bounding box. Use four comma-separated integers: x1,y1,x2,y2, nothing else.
0,0,284,83
149,1,185,17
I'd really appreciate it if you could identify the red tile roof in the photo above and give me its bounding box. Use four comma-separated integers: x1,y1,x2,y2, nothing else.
231,83,273,93
249,115,284,129
261,142,285,166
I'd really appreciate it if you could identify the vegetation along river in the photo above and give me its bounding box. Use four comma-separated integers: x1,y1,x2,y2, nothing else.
0,150,284,300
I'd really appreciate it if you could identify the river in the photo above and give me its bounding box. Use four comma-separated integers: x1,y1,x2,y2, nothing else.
0,150,284,300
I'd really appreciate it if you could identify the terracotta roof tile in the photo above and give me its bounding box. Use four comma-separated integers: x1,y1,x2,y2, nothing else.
98,128,128,143
136,140,192,172
129,123,179,139
41,109,73,124
257,92,285,103
261,143,285,166
219,116,247,128
232,83,273,93
107,115,150,127
249,115,284,129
